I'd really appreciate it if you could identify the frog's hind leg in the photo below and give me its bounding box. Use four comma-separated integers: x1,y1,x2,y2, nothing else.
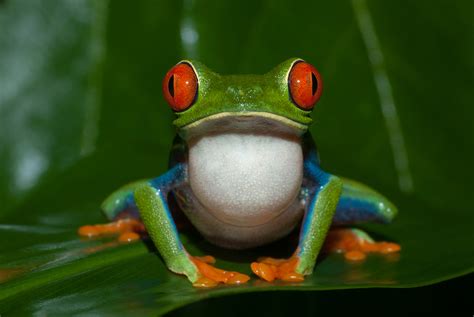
78,179,150,243
333,177,397,225
324,228,400,261
326,178,400,261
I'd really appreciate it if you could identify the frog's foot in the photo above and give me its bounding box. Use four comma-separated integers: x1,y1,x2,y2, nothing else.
251,256,304,283
324,228,400,261
190,255,250,288
78,219,145,243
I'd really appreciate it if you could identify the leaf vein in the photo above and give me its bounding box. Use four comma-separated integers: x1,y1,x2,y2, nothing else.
352,0,414,193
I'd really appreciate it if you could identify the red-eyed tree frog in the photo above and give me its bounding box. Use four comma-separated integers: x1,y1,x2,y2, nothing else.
79,59,400,288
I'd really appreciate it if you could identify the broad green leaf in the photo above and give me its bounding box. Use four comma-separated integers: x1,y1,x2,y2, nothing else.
0,0,473,315
0,0,106,214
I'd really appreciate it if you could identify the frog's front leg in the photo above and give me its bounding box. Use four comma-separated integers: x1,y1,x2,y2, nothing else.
251,159,343,282
135,164,249,287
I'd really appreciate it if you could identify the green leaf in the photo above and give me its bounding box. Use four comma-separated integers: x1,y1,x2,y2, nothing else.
0,0,107,213
1,0,473,315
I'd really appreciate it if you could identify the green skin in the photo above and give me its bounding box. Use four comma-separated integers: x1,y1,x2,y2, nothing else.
102,58,397,283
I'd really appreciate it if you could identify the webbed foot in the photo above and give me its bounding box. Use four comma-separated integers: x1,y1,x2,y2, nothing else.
251,256,304,283
78,219,145,243
190,255,250,288
324,228,400,261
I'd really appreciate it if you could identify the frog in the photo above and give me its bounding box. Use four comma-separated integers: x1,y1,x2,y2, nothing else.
79,58,400,288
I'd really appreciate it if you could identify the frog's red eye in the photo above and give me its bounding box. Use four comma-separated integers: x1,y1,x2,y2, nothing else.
288,61,322,110
162,62,198,112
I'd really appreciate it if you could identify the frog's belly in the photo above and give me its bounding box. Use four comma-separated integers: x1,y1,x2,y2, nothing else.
175,185,304,249
180,132,305,249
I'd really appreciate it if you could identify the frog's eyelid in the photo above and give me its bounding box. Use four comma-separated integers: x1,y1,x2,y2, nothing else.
178,60,200,85
284,58,305,83
178,60,201,103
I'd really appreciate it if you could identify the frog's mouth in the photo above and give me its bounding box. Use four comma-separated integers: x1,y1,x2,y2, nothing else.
180,112,308,140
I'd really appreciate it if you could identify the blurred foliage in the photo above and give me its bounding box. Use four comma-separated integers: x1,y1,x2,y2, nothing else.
0,0,473,315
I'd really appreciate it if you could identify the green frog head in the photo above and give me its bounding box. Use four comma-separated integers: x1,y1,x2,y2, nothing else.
162,58,323,139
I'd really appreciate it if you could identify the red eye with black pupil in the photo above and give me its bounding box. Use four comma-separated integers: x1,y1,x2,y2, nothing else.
162,63,198,112
288,61,322,110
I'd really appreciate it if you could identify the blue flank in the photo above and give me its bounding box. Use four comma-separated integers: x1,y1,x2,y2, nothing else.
108,164,186,221
333,196,384,224
117,195,139,219
149,163,186,190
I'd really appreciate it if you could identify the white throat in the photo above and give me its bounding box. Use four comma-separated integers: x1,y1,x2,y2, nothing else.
188,131,303,227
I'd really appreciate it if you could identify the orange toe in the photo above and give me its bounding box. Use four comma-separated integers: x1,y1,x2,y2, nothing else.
193,277,219,288
345,250,366,261
251,256,304,283
325,228,401,261
78,225,100,237
190,256,250,288
118,231,141,243
193,255,216,264
78,219,144,243
251,262,276,282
